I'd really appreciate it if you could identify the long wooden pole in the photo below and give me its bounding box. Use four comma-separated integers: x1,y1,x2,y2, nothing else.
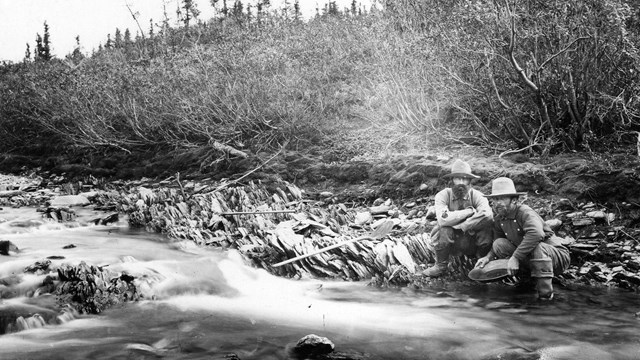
221,210,296,216
272,220,393,268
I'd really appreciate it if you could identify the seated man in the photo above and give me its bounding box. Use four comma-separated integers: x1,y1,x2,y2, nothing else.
475,177,571,300
423,159,494,277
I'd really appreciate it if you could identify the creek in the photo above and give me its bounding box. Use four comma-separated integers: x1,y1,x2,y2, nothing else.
0,207,638,360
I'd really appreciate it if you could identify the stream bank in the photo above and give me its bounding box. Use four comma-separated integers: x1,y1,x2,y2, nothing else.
2,148,640,295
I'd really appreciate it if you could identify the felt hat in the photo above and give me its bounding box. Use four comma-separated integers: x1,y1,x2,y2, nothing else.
442,159,479,179
468,259,510,282
484,177,527,198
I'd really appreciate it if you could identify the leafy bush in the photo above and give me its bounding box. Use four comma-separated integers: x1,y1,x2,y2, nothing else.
0,2,639,169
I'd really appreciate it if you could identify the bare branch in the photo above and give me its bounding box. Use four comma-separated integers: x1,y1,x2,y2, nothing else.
538,36,590,71
125,1,146,40
498,142,540,158
507,9,538,92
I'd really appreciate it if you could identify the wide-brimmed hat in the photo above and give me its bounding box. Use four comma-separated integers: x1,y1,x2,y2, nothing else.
484,177,527,198
468,259,510,282
442,159,480,179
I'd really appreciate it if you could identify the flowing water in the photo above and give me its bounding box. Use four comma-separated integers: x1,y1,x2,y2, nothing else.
0,207,638,360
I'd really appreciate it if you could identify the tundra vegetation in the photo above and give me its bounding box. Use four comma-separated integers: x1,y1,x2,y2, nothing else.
0,0,639,175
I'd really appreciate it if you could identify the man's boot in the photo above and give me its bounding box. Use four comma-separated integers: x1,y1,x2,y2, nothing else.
423,247,450,277
530,258,554,300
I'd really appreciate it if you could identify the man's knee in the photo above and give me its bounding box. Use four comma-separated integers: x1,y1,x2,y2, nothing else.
430,226,455,250
438,226,456,244
531,243,545,258
492,238,514,258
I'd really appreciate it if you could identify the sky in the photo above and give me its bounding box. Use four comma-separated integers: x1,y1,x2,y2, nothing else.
0,0,373,63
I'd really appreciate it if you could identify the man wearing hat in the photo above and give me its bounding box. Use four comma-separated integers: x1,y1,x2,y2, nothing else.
423,159,494,277
475,177,571,300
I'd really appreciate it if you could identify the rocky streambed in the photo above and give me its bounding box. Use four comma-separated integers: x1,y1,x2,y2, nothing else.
1,153,640,305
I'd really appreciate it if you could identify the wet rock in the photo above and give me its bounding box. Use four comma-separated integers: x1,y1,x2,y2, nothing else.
24,260,51,274
570,243,598,251
93,213,119,225
0,274,22,286
293,334,335,358
354,212,371,225
49,195,90,207
556,199,575,210
0,240,19,255
484,301,511,310
42,206,77,222
572,217,594,227
9,219,44,228
369,205,390,215
545,218,562,231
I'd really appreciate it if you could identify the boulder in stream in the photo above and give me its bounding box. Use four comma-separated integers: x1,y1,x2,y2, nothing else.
292,334,335,358
0,240,19,255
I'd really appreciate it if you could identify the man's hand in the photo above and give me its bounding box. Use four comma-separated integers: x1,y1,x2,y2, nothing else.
507,256,519,275
475,256,490,269
464,207,476,219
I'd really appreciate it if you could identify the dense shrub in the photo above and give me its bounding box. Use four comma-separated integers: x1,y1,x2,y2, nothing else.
0,1,639,170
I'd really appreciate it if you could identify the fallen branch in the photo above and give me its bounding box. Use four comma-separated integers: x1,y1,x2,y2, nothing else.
212,141,248,159
220,210,296,216
498,143,540,158
211,143,287,193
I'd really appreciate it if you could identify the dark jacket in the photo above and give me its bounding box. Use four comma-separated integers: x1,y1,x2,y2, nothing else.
492,204,557,261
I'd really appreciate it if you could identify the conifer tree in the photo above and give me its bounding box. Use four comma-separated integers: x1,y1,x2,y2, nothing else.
124,28,132,44
149,19,155,38
35,34,43,61
181,0,200,27
24,43,31,62
42,22,52,60
246,4,252,21
294,0,301,20
232,0,243,19
105,34,112,49
115,28,123,48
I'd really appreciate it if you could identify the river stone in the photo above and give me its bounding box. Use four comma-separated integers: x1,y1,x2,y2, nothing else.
545,218,562,230
50,195,90,207
293,334,334,358
0,240,19,255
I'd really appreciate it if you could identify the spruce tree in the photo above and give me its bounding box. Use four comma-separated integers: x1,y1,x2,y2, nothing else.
24,43,31,62
42,22,52,60
232,1,243,19
182,0,200,27
149,19,155,38
35,34,43,61
294,0,300,20
105,34,112,49
115,28,123,48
